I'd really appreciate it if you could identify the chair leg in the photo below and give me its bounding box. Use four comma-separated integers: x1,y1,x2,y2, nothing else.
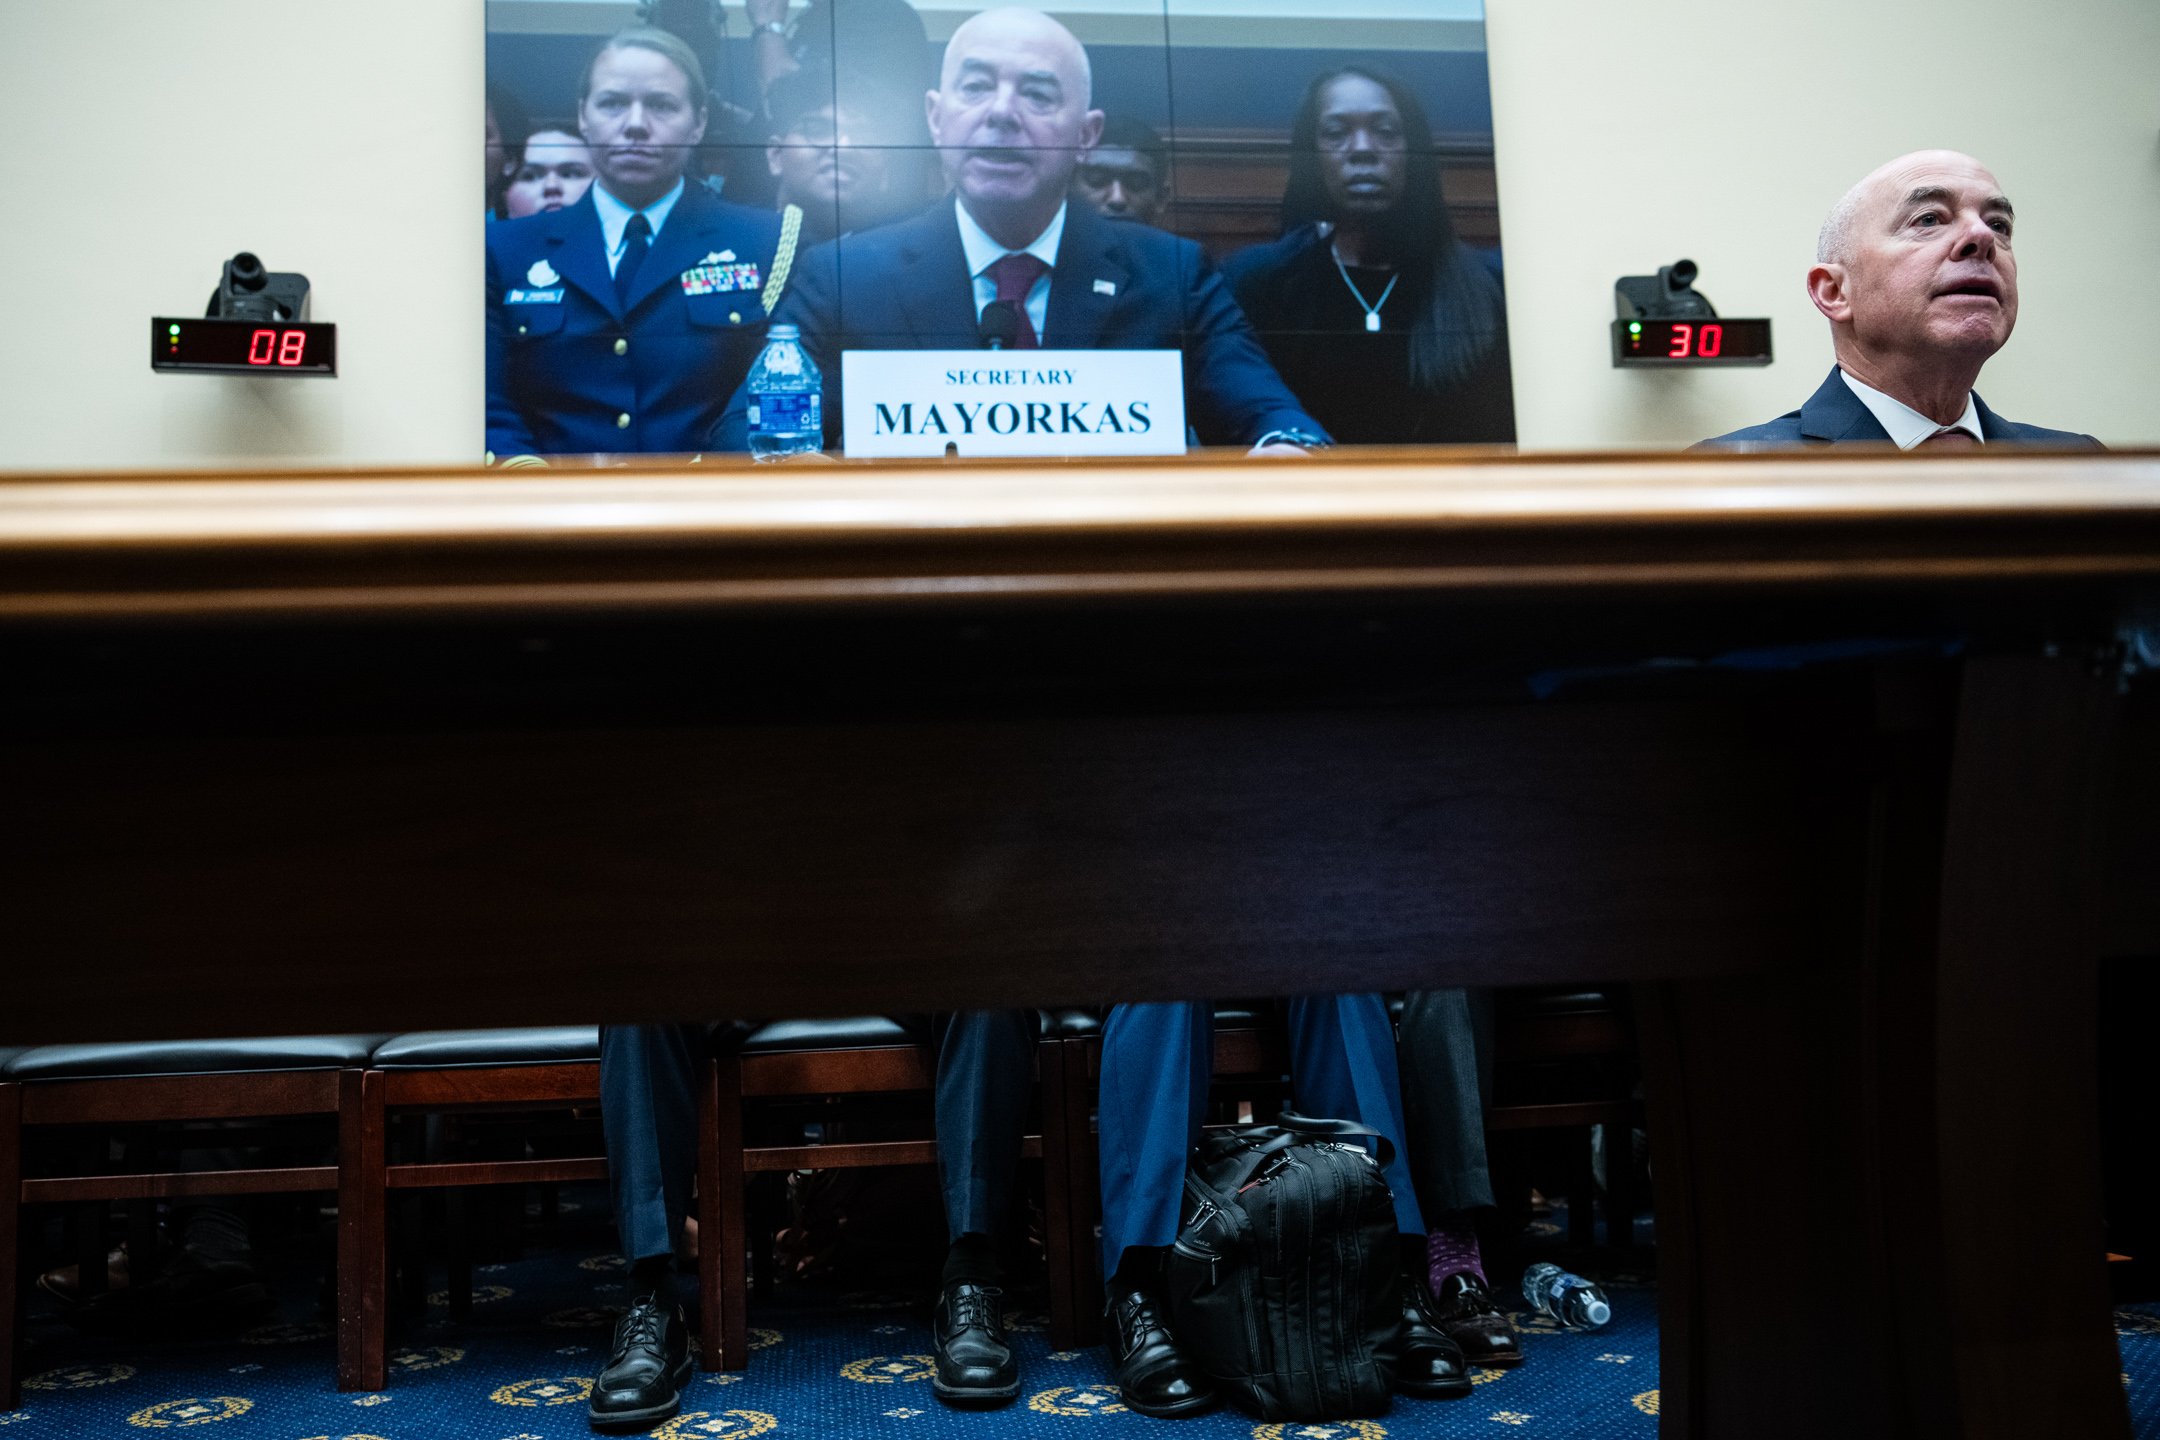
1570,1130,1597,1248
1604,1117,1638,1251
446,1189,472,1319
338,1068,387,1392
696,1055,748,1371
1065,1038,1105,1348
747,1176,777,1299
1037,1034,1080,1351
2,1084,23,1411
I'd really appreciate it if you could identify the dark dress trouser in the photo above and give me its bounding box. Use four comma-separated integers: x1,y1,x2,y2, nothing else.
599,1011,1040,1266
1394,987,1498,1216
1097,995,1427,1281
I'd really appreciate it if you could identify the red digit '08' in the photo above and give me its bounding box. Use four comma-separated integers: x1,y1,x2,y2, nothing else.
1698,323,1724,358
277,330,306,366
247,329,276,364
1667,323,1692,358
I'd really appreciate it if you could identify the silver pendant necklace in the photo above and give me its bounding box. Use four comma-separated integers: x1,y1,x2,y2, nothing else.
1331,244,1398,333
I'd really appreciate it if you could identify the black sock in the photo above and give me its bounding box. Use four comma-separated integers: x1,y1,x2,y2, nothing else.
1399,1234,1431,1301
629,1255,679,1309
1108,1246,1163,1304
942,1232,1000,1288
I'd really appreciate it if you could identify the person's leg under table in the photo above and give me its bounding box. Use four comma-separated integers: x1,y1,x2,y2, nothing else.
927,1009,1038,1405
591,1023,701,1429
1287,991,1473,1396
1096,1001,1217,1417
1396,987,1520,1367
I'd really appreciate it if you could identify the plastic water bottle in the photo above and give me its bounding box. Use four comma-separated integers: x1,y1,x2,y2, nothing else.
1520,1262,1612,1330
746,324,823,460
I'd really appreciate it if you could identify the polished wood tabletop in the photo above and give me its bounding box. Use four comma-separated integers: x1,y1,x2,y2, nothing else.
0,448,2156,619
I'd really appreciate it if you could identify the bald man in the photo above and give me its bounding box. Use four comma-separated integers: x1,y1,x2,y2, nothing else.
714,6,1326,452
1702,149,2099,449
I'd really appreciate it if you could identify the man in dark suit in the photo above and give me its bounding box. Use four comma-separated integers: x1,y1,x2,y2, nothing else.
1703,149,2098,449
486,28,798,466
715,7,1325,455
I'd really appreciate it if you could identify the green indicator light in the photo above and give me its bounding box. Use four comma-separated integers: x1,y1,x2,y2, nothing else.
168,324,181,336
1628,322,1642,335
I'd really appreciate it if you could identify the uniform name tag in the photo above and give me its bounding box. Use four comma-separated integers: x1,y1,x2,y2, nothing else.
680,263,762,296
504,287,564,304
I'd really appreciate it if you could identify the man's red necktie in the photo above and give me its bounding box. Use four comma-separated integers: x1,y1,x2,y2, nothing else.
985,252,1050,349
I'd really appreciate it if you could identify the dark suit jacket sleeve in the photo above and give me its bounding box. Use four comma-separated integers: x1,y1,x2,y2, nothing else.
711,237,844,453
483,238,541,461
1179,244,1331,448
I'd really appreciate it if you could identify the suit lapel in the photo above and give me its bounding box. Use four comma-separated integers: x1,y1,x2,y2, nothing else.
1800,366,1894,443
895,204,981,345
546,194,620,321
1973,392,2016,441
1043,205,1130,347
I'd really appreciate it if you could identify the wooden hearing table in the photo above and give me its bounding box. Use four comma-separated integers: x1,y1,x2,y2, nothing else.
2,449,2156,1439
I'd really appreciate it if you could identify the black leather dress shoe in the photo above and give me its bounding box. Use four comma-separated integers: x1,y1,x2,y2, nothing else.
932,1282,1020,1404
1391,1285,1474,1397
1108,1290,1216,1418
588,1295,692,1429
1432,1272,1523,1368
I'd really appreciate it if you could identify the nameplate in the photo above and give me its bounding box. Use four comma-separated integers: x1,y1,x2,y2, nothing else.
840,349,1185,458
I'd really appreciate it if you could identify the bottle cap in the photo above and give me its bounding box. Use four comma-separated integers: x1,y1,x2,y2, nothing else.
1582,1297,1611,1326
768,324,800,341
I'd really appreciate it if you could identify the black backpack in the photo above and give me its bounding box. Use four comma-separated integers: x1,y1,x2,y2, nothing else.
1161,1112,1406,1421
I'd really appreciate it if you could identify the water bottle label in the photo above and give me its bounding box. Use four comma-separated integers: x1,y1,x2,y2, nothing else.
754,392,820,433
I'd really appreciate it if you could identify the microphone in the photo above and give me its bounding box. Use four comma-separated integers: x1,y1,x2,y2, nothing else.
979,300,1019,350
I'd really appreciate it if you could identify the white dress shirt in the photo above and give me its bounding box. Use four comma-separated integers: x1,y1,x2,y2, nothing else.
592,179,687,277
956,198,1065,342
1841,371,1984,449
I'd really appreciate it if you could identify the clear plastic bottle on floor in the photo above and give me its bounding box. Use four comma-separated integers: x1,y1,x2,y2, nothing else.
1520,1262,1612,1330
745,324,823,460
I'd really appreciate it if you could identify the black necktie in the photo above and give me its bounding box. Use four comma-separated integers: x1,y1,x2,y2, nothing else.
614,212,652,306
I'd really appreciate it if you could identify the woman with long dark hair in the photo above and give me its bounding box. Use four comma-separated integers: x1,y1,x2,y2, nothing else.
1225,66,1514,444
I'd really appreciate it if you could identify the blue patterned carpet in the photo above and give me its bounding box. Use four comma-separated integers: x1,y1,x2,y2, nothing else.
8,1199,2154,1438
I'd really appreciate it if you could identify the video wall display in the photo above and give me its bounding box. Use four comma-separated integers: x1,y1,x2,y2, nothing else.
485,0,1511,459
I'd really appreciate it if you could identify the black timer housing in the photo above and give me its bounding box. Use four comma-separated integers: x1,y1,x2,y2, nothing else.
211,252,311,323
154,252,336,376
1613,258,1772,367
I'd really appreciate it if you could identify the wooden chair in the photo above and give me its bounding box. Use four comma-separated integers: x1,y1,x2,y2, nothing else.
348,1026,604,1391
1485,988,1643,1248
695,1014,1082,1368
0,1036,384,1409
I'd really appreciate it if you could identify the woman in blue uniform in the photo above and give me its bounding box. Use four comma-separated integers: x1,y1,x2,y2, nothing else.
485,27,799,462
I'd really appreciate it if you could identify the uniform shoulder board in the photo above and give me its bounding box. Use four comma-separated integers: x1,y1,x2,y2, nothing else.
763,204,803,315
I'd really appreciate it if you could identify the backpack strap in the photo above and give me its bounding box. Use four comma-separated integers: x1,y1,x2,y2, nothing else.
1270,1109,1397,1169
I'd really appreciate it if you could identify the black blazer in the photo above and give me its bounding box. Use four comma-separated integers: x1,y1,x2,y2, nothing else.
1697,367,2102,449
714,201,1325,450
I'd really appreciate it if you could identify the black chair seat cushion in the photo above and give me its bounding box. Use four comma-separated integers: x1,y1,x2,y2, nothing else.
370,1027,600,1069
1496,988,1616,1018
1045,1004,1268,1035
4,1035,390,1082
741,1016,917,1053
1046,1008,1102,1038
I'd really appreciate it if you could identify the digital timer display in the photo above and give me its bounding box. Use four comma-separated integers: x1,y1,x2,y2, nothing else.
1612,318,1771,367
152,318,337,376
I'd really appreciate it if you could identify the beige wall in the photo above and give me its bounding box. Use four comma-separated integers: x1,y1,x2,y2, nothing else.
1484,0,2160,449
0,0,482,472
0,0,2153,471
